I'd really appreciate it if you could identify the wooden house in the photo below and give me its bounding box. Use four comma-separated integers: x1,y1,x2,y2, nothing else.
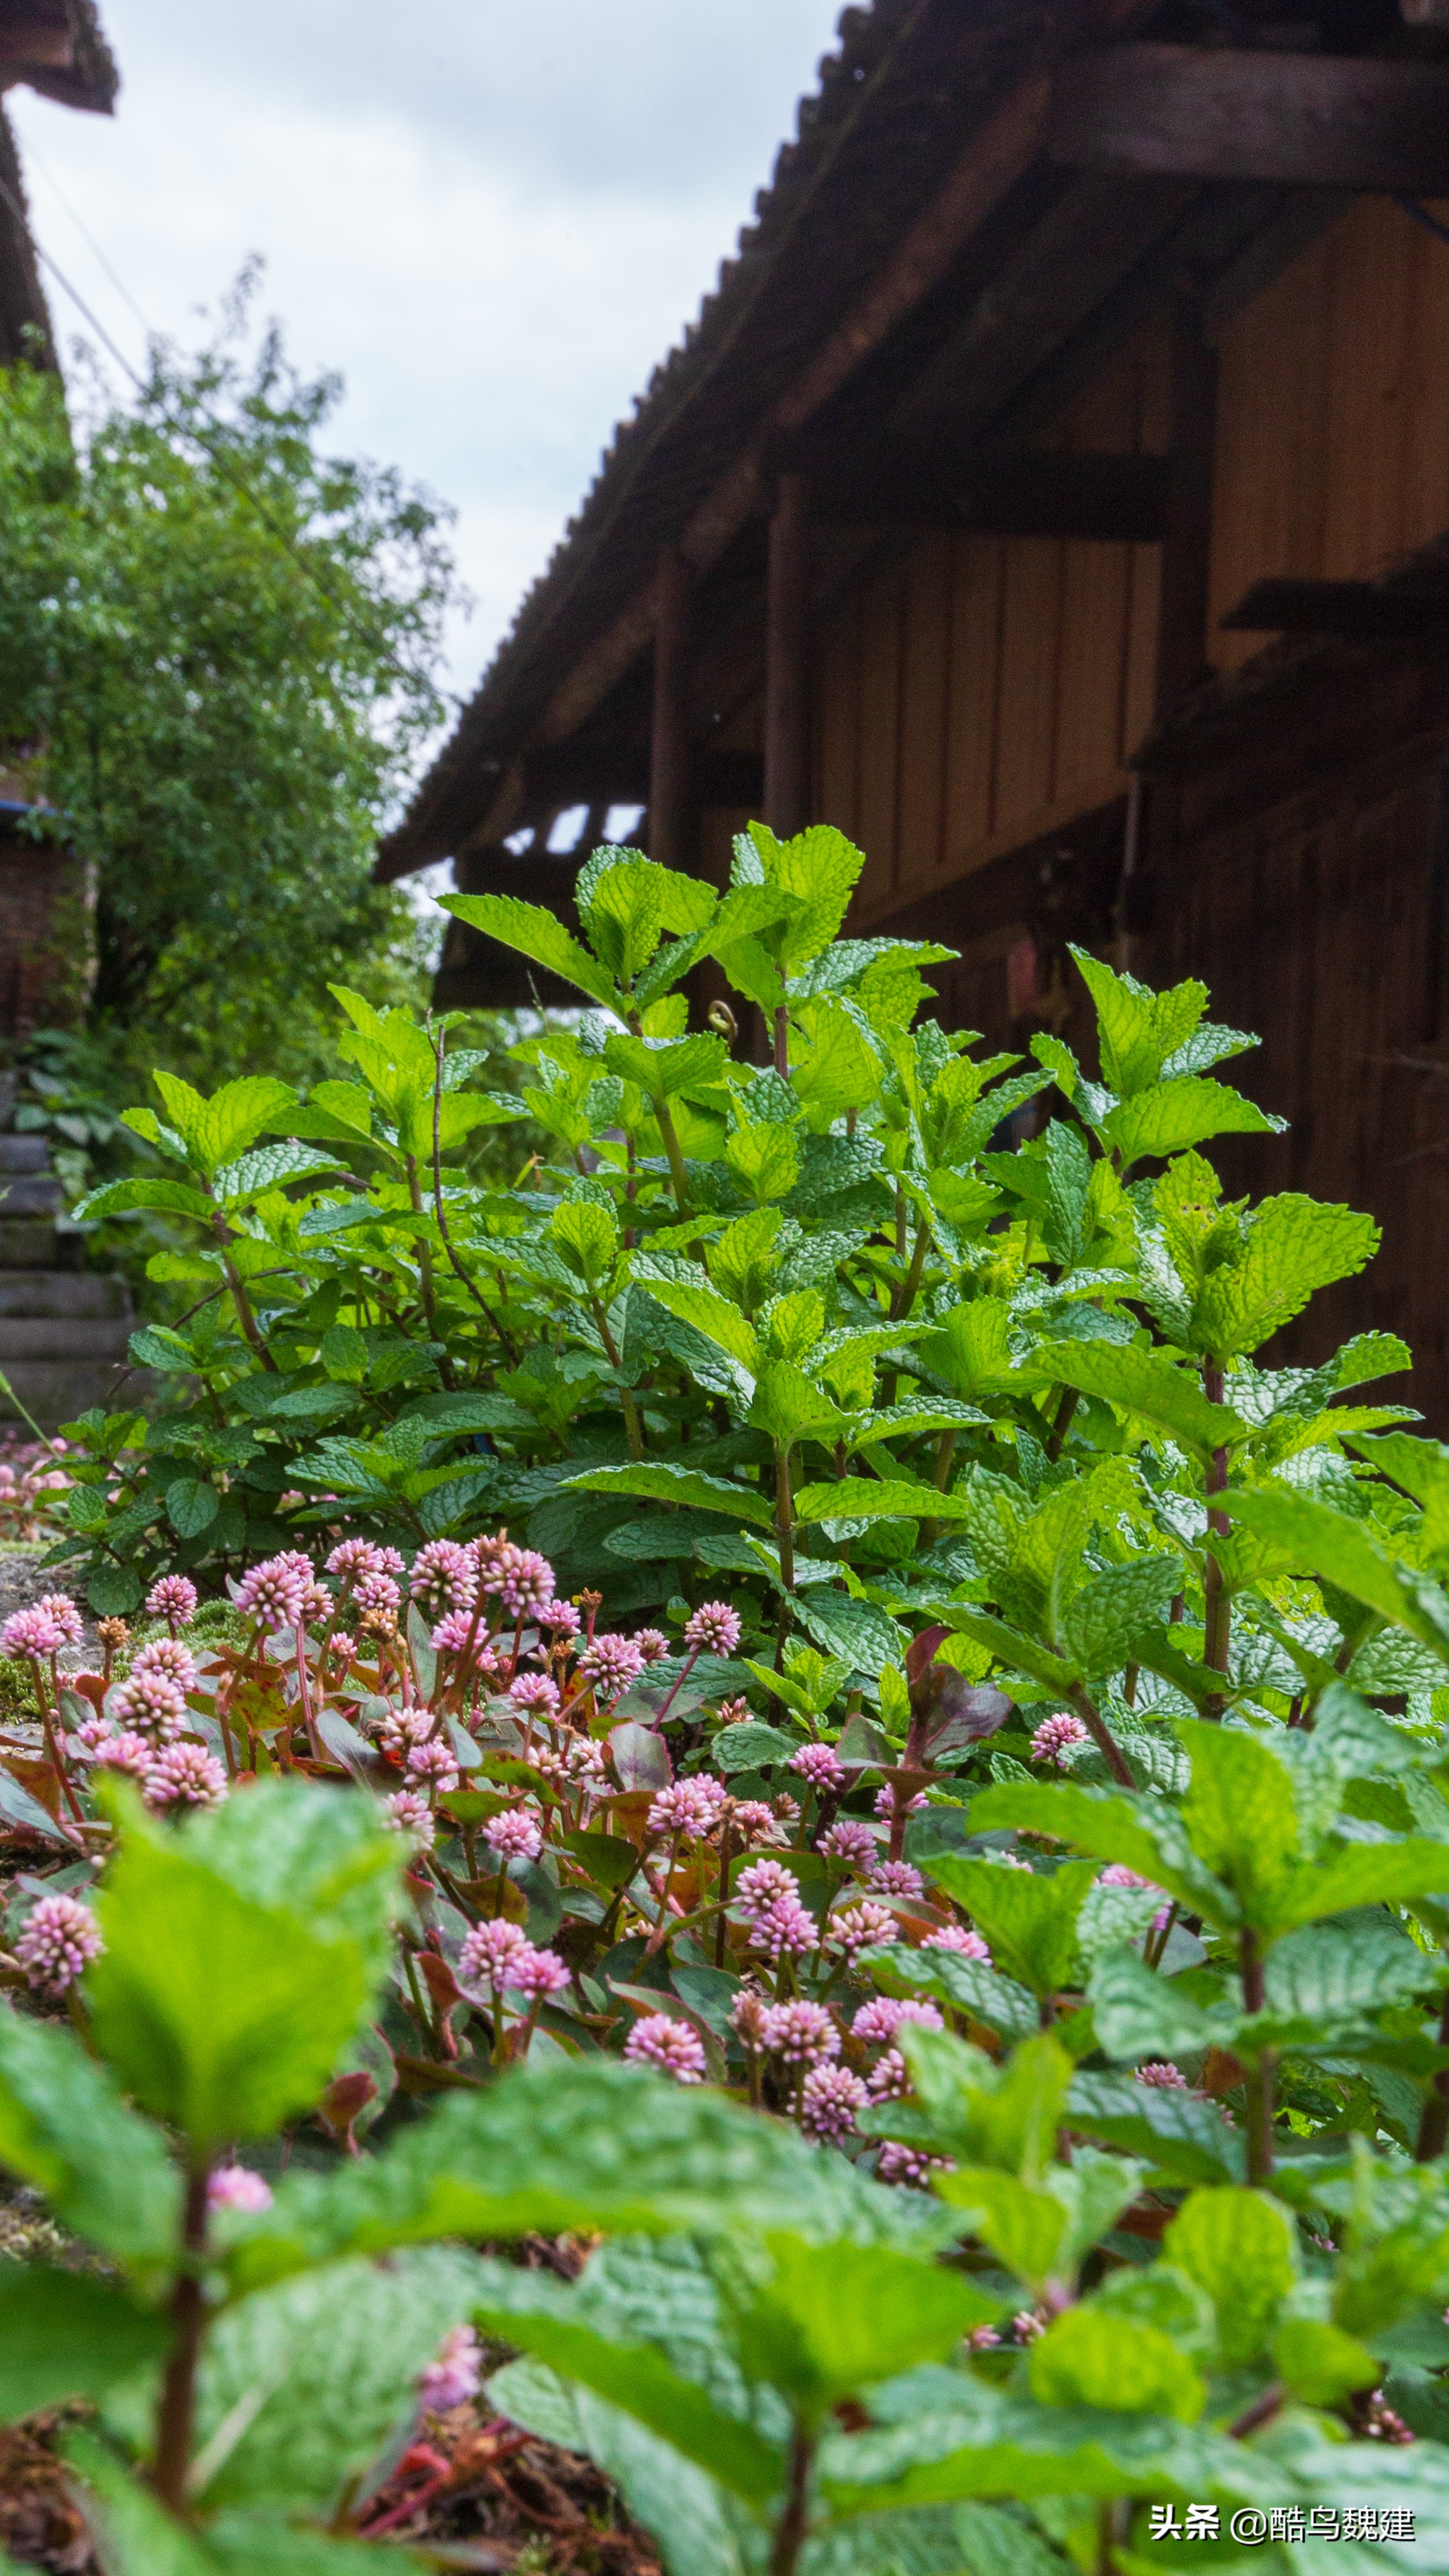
379,0,1449,1424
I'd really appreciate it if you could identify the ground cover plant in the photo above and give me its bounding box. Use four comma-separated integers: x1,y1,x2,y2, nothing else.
7,830,1449,2567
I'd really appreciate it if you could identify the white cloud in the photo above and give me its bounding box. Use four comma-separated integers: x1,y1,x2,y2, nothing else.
9,0,845,707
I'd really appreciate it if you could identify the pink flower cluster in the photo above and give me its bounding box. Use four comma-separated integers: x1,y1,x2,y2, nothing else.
624,2012,707,2083
459,1917,570,2002
14,1892,103,1995
734,1858,816,1960
647,1777,728,1839
1030,1711,1090,1768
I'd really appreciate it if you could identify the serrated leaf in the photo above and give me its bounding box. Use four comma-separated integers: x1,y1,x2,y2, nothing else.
1101,1078,1283,1169
0,2269,170,2421
1059,1557,1183,1677
561,1462,773,1527
861,1943,1040,2043
1065,2072,1243,2186
1022,1342,1245,1456
922,1858,1102,2002
0,2006,180,2265
71,1176,215,1222
441,892,618,1008
1193,1194,1379,1358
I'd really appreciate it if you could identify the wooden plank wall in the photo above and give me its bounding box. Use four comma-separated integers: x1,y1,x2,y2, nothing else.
1210,195,1449,673
814,329,1168,920
1148,697,1449,1421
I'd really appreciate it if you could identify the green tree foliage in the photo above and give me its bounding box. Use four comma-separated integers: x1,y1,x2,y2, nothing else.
0,276,455,1089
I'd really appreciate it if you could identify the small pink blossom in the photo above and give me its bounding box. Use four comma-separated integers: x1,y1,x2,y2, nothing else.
565,1736,606,1782
759,2000,840,2065
327,1538,386,1583
88,1729,152,1781
509,1946,571,2003
144,1742,227,1812
111,1667,189,1743
729,1988,771,2047
2,1605,64,1660
131,1638,197,1695
684,1601,741,1657
429,1609,478,1659
877,2141,955,2190
867,1860,924,1900
476,1540,556,1617
509,1674,559,1715
384,1790,435,1848
875,1783,927,1821
407,1739,460,1796
923,1923,993,1962
580,1632,645,1701
647,1778,728,1839
730,1800,778,1842
15,1894,102,1995
828,1900,898,1953
235,1558,307,1632
851,1996,943,2046
716,1697,750,1726
485,1807,543,1864
327,1631,356,1664
967,2322,1002,2349
735,1858,796,1921
36,1593,83,1648
789,1742,846,1791
867,2048,912,2102
800,2064,868,2141
1014,2311,1046,2343
537,1598,581,1636
354,1569,402,1615
635,1629,669,1665
420,2324,482,2413
625,2013,706,2084
411,1540,478,1617
146,1573,198,1628
460,1917,531,1984
73,1712,119,1755
818,1820,876,1871
1135,2060,1189,2089
208,2164,273,2214
747,1895,816,1961
1030,1711,1091,1769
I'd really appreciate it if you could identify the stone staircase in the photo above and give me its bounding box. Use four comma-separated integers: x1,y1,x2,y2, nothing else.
0,1095,135,1431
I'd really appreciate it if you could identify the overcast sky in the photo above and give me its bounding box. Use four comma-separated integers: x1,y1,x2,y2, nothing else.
9,0,844,727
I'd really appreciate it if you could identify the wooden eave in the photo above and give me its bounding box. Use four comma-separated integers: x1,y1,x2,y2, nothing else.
380,0,1449,885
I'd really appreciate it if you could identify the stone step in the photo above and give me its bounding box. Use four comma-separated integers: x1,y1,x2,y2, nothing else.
0,1221,82,1270
0,1175,64,1217
0,1318,131,1363
0,1273,131,1320
0,1359,131,1428
0,1136,51,1173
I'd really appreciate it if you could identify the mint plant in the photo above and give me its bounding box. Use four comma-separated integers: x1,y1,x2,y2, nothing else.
11,826,1449,2566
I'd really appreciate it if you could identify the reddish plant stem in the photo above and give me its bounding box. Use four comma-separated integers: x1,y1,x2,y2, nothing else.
1416,1984,1449,2160
1066,1681,1134,1790
152,2163,211,2513
1045,1385,1079,1464
1240,1926,1275,2182
769,2423,815,2576
1201,1360,1230,1718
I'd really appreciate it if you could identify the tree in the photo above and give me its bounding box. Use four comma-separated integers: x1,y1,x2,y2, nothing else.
0,272,458,1091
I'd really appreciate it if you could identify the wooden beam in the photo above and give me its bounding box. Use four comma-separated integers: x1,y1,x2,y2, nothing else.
814,448,1172,540
523,744,761,810
1154,302,1218,721
1049,42,1449,196
764,473,812,839
648,545,694,870
1222,576,1449,639
894,170,1193,436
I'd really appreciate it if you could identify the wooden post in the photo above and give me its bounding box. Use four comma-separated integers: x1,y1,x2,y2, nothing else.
764,472,812,837
1152,300,1218,724
649,545,694,870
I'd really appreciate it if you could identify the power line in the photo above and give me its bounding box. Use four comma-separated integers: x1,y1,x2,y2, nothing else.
18,135,155,343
